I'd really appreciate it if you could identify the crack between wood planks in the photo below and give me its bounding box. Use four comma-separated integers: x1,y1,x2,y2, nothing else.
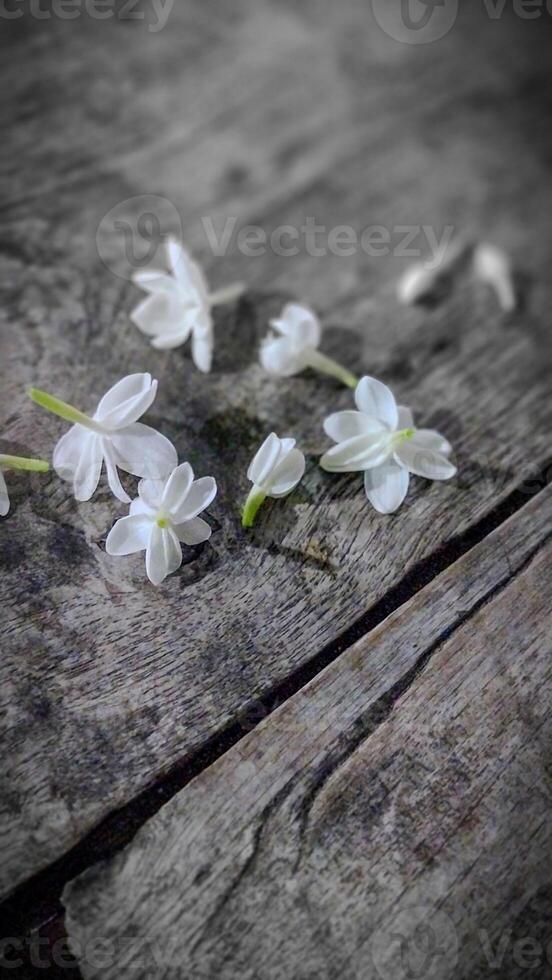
291,528,552,873
1,465,551,960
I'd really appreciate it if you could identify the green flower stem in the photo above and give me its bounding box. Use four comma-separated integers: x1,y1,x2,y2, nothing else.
242,486,267,528
0,454,49,472
209,282,246,307
28,388,102,432
305,350,358,389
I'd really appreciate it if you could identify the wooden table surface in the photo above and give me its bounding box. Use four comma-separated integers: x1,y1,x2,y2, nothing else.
1,2,552,977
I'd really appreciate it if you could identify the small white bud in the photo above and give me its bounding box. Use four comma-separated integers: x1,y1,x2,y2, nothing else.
473,243,516,312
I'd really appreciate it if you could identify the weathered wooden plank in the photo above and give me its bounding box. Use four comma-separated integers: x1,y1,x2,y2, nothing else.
2,3,552,897
63,486,552,979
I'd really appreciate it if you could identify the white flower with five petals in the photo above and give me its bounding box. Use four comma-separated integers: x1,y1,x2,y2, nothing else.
106,462,217,586
29,374,177,503
242,432,305,527
131,237,244,372
320,376,456,514
260,303,358,388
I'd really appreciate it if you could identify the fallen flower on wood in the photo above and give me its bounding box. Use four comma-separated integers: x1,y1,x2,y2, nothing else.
320,376,456,514
260,303,358,388
106,462,217,586
242,432,305,528
131,237,245,372
473,243,516,312
28,374,177,503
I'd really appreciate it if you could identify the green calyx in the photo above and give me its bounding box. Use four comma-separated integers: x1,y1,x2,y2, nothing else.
242,486,267,528
304,350,358,389
28,387,101,431
0,454,50,473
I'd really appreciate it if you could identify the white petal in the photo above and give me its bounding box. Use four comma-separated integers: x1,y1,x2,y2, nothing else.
137,478,165,511
74,433,103,501
130,495,156,518
95,374,157,430
191,324,213,373
354,377,399,429
270,303,321,348
320,433,391,473
323,411,385,443
102,440,131,504
175,516,212,546
247,433,282,486
473,243,516,312
106,515,152,555
394,441,457,480
267,448,305,497
260,336,300,377
53,428,102,502
53,425,83,478
151,327,193,350
131,293,191,346
364,462,409,514
132,269,175,294
110,424,178,480
397,263,437,305
0,470,9,516
278,437,296,455
410,429,452,456
172,476,217,523
166,238,209,302
146,524,182,586
397,405,414,429
161,462,194,515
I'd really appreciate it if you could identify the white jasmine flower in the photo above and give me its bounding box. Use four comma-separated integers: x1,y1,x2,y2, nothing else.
0,453,49,517
242,432,305,528
106,462,217,586
320,376,456,514
397,238,463,306
397,262,440,306
260,303,358,388
28,374,177,504
473,243,516,311
131,237,245,373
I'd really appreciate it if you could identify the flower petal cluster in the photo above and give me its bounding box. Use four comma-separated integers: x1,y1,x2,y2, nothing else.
131,238,243,372
31,374,177,503
260,303,358,388
106,462,217,585
242,432,305,527
321,376,456,513
260,304,321,377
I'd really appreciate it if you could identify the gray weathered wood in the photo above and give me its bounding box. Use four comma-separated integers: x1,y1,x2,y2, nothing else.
1,2,552,896
63,486,552,979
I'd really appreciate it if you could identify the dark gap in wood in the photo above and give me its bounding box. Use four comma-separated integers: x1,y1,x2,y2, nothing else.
2,461,551,955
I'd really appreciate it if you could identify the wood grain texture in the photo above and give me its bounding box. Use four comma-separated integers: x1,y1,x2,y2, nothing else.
1,2,552,895
63,486,552,979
